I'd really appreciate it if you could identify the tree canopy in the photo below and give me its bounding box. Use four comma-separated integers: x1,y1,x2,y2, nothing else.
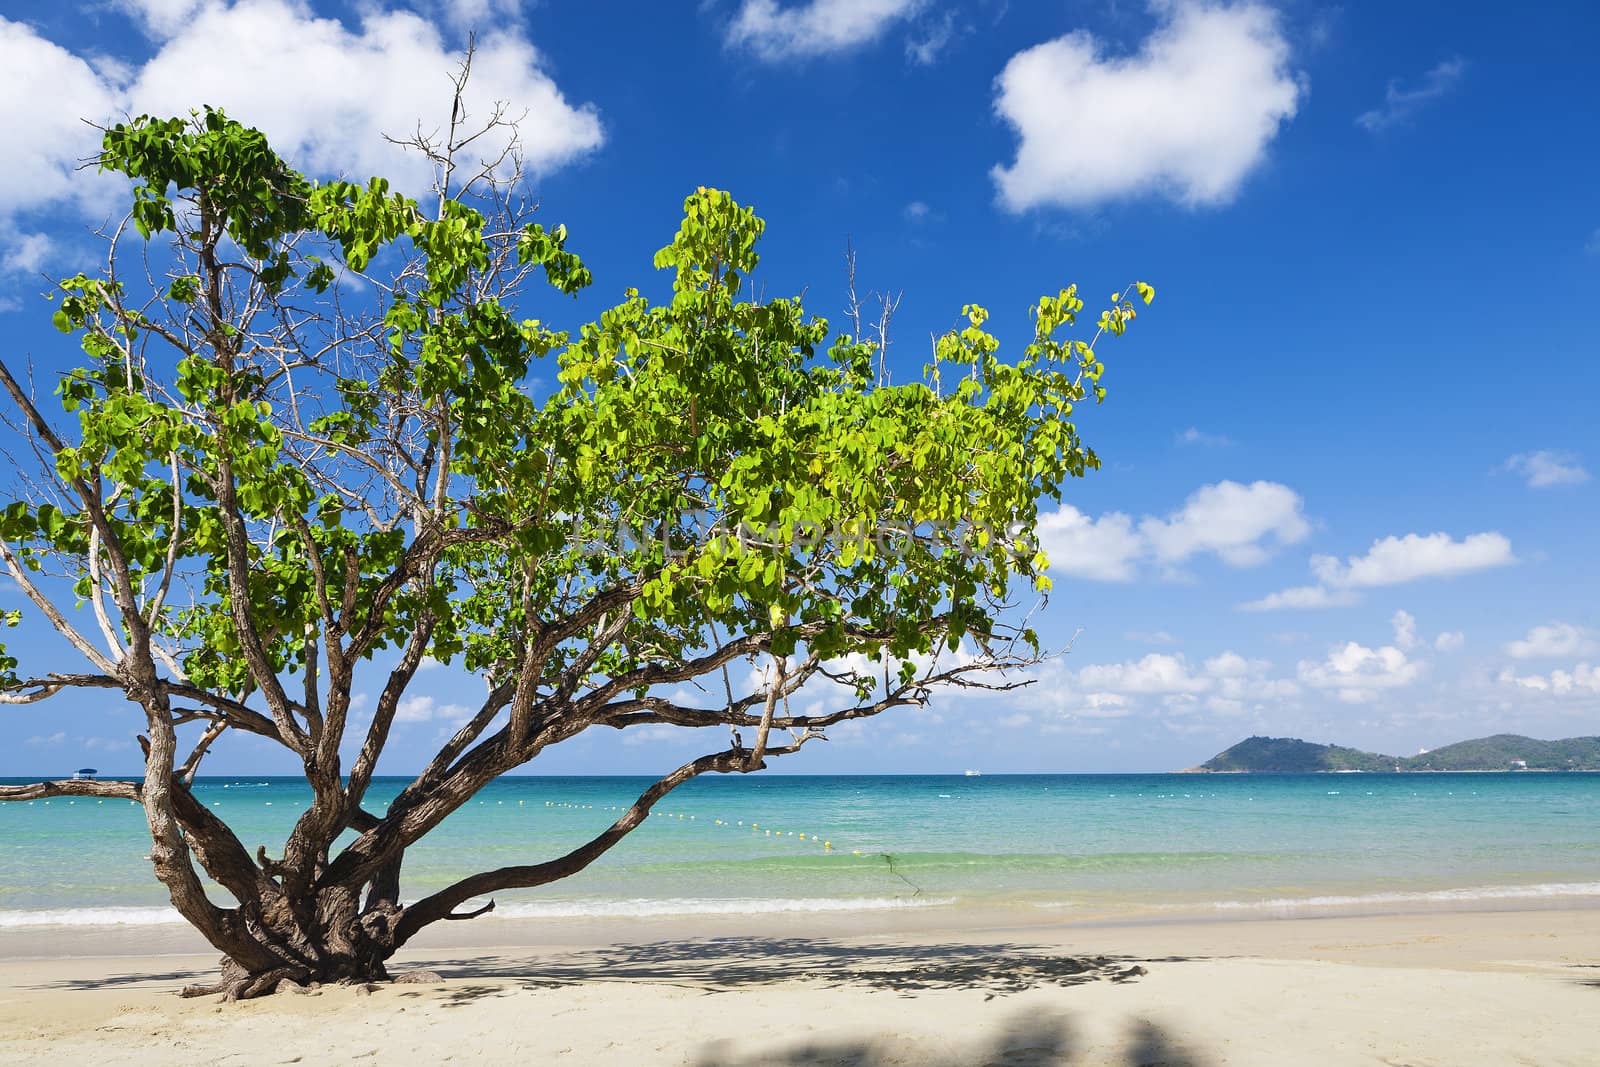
0,102,1148,998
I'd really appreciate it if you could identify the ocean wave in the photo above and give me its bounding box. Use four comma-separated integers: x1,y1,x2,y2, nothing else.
0,896,947,929
486,896,950,919
0,906,185,928
1210,881,1600,911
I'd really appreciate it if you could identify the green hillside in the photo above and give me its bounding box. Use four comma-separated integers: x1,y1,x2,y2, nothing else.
1192,734,1600,773
1196,736,1398,773
1405,734,1600,771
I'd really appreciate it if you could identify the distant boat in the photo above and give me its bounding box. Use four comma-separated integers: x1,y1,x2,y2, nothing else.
71,767,98,780
963,769,982,777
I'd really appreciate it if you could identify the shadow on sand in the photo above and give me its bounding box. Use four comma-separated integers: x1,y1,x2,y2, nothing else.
407,936,1195,1000
690,1008,1210,1067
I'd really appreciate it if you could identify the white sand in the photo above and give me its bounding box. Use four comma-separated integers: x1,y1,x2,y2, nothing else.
1,907,1596,1065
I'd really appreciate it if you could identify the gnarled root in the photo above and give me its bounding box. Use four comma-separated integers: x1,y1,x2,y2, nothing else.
179,957,313,1002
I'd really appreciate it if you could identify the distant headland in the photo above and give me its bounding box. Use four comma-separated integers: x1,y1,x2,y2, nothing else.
1185,734,1600,773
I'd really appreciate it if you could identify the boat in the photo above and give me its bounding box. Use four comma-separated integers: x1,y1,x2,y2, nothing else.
963,769,982,777
70,767,98,780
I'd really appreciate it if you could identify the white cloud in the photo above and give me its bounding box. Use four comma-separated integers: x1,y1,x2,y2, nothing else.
1,233,53,276
1298,641,1423,704
25,732,66,746
0,17,123,227
435,0,525,32
1040,480,1307,582
1502,450,1589,488
1245,531,1514,611
1310,532,1515,588
0,4,601,234
114,0,207,35
1434,630,1465,652
1139,480,1309,568
1177,426,1230,447
1079,653,1210,694
1238,584,1359,612
903,200,932,222
1035,505,1141,581
726,0,926,61
1126,630,1178,645
1356,57,1465,132
127,2,601,196
1391,609,1417,651
904,8,958,65
395,695,471,724
396,696,436,723
991,1,1301,211
1496,663,1600,697
1505,622,1597,661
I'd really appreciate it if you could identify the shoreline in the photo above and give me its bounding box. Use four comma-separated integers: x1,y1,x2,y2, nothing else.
1,905,1596,1065
5,892,1599,962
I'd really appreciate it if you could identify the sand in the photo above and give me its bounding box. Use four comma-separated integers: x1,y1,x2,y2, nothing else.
1,906,1597,1065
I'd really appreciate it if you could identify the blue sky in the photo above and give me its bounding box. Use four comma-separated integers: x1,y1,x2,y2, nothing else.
0,0,1596,775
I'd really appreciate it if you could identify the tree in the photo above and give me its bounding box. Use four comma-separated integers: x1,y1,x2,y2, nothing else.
0,100,1149,999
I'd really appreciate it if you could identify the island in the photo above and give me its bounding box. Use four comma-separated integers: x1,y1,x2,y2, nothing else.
1186,733,1600,773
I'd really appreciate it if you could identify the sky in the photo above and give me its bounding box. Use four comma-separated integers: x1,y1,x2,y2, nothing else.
0,0,1596,776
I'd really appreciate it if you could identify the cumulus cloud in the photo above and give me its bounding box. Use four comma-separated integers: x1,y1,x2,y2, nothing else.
1039,480,1308,582
991,1,1301,211
1139,480,1309,568
0,233,53,276
1238,585,1358,612
395,695,471,724
126,2,601,196
0,17,123,228
1078,653,1212,694
1434,630,1465,652
1391,609,1417,651
1035,505,1142,581
726,0,926,61
1505,623,1597,661
1356,57,1465,133
0,3,602,259
1298,641,1424,704
1245,531,1514,611
1496,663,1600,696
1502,450,1589,489
1310,532,1515,589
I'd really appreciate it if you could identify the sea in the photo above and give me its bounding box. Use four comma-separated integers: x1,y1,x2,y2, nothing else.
2,773,1598,930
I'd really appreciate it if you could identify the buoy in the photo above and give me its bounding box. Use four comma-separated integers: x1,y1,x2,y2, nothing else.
824,841,831,849
799,833,806,839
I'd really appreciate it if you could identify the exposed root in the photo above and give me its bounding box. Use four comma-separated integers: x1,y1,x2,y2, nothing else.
177,956,317,1002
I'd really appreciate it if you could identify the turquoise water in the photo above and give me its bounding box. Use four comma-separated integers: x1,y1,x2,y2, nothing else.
2,774,1597,927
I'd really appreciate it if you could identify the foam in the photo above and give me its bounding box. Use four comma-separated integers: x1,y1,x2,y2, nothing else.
0,896,947,929
1209,881,1600,911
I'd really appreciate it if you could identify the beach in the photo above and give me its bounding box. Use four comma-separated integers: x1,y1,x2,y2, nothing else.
1,905,1596,1065
4,773,1598,1063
